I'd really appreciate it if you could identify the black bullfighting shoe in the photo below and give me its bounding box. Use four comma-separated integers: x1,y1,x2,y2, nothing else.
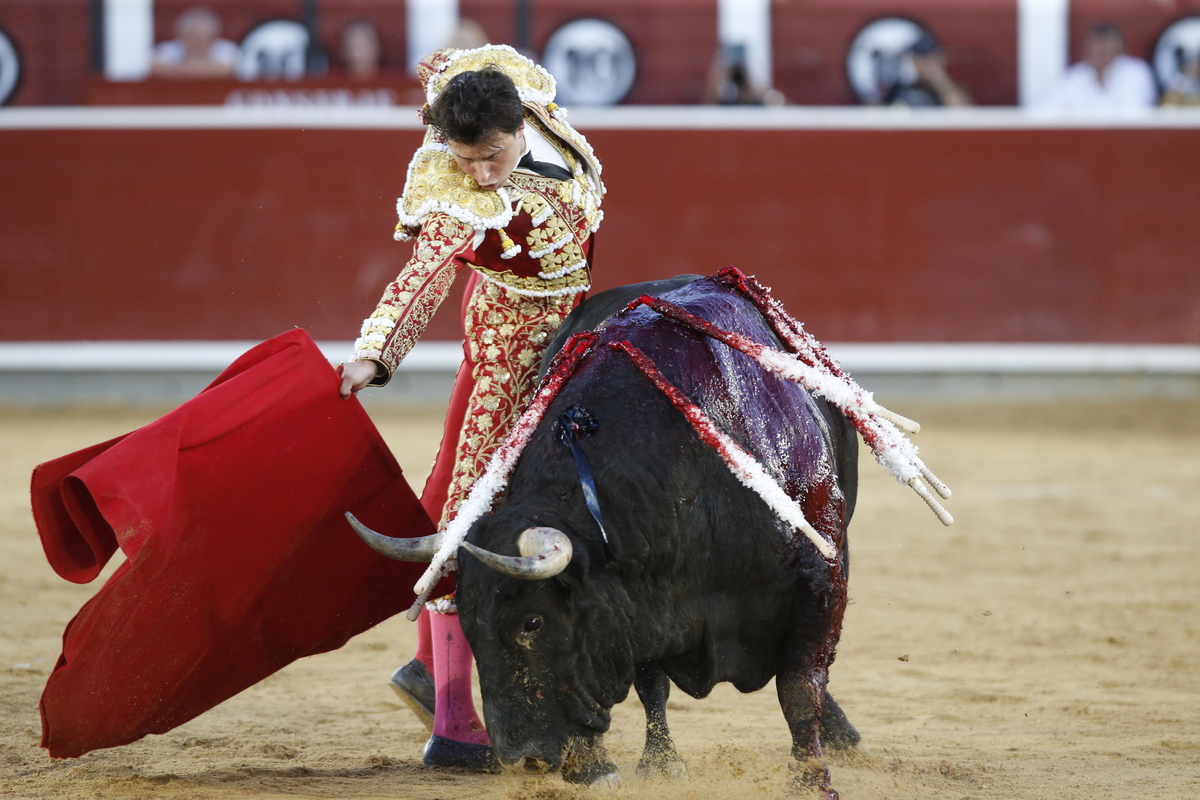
389,659,434,731
422,735,502,773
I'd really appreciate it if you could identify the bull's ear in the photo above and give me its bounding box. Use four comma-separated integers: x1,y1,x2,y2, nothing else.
547,534,593,592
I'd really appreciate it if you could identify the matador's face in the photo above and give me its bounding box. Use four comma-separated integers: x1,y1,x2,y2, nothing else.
447,124,525,192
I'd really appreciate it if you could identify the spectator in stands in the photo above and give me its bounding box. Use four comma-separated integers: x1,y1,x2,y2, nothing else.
445,19,488,52
340,20,383,80
704,44,785,106
883,33,972,107
1037,23,1157,112
150,6,239,79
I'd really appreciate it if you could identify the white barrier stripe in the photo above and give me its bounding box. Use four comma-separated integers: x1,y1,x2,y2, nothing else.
2,106,1200,132
2,342,1197,375
0,341,463,372
574,106,1200,131
0,106,427,130
827,344,1200,374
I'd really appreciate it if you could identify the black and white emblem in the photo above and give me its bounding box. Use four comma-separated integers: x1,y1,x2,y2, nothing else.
238,20,311,80
541,19,636,106
846,17,932,104
0,28,19,106
1153,17,1200,93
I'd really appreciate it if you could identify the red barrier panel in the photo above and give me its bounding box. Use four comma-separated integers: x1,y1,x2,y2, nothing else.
2,114,1198,344
583,124,1200,344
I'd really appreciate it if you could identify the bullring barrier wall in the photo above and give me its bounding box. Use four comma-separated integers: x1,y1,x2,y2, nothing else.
2,106,1199,403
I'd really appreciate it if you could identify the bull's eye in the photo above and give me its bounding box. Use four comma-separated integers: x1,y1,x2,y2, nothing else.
523,616,543,633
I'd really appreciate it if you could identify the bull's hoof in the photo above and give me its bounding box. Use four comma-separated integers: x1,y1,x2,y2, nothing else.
561,736,619,786
636,759,688,780
589,771,622,789
819,696,861,751
422,735,501,773
788,757,836,799
788,777,839,799
635,750,688,780
562,758,619,785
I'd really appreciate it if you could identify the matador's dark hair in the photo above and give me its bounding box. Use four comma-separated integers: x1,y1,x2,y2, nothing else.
425,64,524,146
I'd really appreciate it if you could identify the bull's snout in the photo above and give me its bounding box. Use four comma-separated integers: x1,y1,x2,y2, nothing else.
518,755,552,775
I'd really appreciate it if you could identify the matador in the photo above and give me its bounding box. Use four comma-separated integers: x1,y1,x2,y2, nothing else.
338,45,604,771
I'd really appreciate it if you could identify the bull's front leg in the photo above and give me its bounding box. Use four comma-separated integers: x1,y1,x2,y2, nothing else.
633,663,687,779
777,585,848,799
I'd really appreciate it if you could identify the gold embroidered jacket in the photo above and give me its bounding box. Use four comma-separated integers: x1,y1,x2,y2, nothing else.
352,47,604,383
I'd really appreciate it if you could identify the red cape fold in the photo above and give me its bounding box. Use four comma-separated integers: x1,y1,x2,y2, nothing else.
30,329,444,758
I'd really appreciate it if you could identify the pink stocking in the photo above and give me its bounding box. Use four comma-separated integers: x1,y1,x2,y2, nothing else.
414,608,433,671
429,611,490,746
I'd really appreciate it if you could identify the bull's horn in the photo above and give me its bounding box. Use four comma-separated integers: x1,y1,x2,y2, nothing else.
460,526,572,580
346,512,442,562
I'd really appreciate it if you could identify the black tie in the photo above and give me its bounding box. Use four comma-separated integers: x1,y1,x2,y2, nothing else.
518,151,573,181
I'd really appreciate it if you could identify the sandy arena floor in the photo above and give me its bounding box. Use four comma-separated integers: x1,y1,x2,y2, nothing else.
1,399,1197,799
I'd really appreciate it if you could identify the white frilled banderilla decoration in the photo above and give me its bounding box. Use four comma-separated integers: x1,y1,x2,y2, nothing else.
368,267,953,620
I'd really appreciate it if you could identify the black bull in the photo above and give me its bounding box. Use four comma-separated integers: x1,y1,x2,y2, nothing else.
377,273,863,795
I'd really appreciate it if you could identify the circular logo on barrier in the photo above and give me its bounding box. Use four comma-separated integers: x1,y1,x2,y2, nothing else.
238,20,311,80
1153,16,1200,93
541,18,636,106
0,28,20,106
846,17,931,104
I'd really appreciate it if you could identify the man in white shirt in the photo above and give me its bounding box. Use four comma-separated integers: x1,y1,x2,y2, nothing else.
1038,23,1157,113
150,7,239,79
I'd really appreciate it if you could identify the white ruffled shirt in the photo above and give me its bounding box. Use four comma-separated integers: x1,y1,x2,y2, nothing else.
519,123,569,174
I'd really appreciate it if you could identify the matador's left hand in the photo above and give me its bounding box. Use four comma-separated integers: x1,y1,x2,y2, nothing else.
338,360,379,399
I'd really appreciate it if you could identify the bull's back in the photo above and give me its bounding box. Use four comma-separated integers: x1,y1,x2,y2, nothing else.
597,278,846,534
541,276,851,578
540,274,702,375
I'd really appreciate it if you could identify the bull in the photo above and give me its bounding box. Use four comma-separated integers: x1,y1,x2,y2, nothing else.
353,270,952,798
